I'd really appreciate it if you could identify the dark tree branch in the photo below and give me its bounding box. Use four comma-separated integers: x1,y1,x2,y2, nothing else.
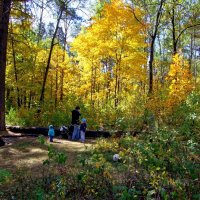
175,23,200,46
148,0,165,94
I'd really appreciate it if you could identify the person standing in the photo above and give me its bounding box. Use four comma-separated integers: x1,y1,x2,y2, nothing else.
48,125,55,142
71,106,81,140
80,118,87,143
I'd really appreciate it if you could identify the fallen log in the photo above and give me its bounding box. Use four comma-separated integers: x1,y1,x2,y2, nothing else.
6,126,111,138
0,138,5,146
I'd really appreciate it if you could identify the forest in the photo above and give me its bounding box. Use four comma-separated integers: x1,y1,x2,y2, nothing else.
0,0,199,199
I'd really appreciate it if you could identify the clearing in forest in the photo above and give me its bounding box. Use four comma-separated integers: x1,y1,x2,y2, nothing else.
0,131,94,172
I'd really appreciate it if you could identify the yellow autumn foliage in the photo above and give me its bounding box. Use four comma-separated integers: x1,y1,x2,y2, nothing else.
165,53,193,110
72,0,147,110
147,53,194,117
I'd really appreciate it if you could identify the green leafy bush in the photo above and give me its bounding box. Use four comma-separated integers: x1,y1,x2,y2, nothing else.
38,135,46,145
43,145,67,165
0,169,12,185
6,107,26,126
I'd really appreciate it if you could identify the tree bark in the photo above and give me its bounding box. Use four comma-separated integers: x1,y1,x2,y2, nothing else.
28,90,32,109
189,30,194,68
114,64,118,107
171,2,177,54
60,20,69,101
11,22,21,108
39,8,64,104
91,63,94,108
173,23,200,54
148,0,164,94
55,64,58,108
37,0,44,42
60,69,64,101
0,0,12,131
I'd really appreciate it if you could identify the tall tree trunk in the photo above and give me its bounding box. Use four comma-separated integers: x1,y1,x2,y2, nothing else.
114,64,118,107
11,22,21,108
60,69,64,101
193,29,197,86
171,2,177,54
28,90,32,109
148,0,164,94
37,0,44,42
189,30,194,68
106,60,111,103
157,33,165,85
30,0,45,108
55,65,58,108
22,90,26,108
91,64,94,108
39,8,64,104
0,0,12,131
60,21,69,101
50,75,53,99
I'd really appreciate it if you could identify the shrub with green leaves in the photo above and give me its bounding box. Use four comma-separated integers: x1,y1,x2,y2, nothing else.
38,135,46,145
0,169,12,185
84,127,199,199
43,144,67,165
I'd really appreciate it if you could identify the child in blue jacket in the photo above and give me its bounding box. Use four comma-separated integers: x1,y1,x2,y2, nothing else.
80,118,87,143
48,125,55,142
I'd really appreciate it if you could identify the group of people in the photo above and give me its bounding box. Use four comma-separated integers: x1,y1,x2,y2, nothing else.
48,106,87,143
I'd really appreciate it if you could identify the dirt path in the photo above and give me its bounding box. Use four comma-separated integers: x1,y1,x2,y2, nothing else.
0,133,95,172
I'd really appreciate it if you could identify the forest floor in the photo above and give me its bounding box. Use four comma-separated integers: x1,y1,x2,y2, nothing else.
0,131,95,173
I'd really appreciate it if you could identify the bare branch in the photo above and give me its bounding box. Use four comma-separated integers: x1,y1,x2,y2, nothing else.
175,23,200,45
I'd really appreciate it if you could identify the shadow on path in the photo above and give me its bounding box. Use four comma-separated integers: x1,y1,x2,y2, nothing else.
0,132,95,172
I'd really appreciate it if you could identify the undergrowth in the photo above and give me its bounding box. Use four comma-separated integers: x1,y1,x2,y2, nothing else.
0,126,199,199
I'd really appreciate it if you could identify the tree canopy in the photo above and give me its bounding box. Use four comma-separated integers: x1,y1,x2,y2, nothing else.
0,0,199,130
